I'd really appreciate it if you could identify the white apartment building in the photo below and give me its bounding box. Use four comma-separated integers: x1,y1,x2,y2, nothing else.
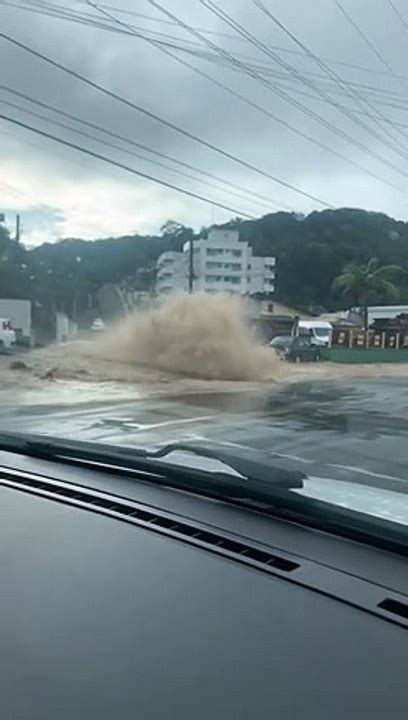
156,228,275,296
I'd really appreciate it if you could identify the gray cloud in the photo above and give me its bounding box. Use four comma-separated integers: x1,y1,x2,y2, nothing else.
0,0,408,244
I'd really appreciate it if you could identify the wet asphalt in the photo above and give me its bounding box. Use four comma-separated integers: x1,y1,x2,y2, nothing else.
1,376,408,493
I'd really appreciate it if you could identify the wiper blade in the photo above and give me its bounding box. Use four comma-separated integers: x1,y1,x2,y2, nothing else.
149,442,304,486
0,432,304,507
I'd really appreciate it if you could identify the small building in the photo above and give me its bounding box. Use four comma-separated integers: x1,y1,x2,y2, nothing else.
365,305,408,326
250,301,312,343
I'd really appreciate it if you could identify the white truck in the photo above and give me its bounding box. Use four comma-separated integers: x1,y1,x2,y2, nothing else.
297,320,332,346
0,318,16,350
0,299,31,346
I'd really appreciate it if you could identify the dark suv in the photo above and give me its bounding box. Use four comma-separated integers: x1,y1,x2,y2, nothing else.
284,335,321,362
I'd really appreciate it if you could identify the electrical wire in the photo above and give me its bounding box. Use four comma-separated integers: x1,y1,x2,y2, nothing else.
334,0,396,75
144,0,408,182
2,0,408,110
199,0,408,165
3,0,408,101
0,30,334,207
0,83,297,210
42,0,408,80
387,0,408,34
0,95,282,212
133,0,406,193
252,0,408,149
195,0,408,179
0,112,260,218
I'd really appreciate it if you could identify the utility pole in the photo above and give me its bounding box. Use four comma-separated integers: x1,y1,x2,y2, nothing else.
14,214,21,263
188,235,194,294
15,214,21,244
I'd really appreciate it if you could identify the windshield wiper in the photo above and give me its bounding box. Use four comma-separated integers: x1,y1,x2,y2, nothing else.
1,432,407,556
0,432,304,508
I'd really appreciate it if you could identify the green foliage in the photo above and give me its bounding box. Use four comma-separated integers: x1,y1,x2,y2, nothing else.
232,208,408,309
332,257,405,327
4,208,408,316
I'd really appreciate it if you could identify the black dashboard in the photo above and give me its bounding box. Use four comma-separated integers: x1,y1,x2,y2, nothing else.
1,449,407,719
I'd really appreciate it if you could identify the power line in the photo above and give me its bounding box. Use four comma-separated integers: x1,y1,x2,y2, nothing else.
0,84,294,210
133,0,406,193
387,0,408,34
252,0,408,149
334,0,402,80
144,0,408,183
0,30,334,207
0,112,260,218
195,0,408,179
333,0,408,126
200,0,408,164
54,0,408,114
8,0,408,147
0,95,280,212
59,0,408,80
3,0,408,107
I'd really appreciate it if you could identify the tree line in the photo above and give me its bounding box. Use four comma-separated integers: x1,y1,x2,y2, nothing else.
1,209,408,319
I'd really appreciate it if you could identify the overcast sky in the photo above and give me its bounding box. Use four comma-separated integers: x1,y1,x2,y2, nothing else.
0,0,408,245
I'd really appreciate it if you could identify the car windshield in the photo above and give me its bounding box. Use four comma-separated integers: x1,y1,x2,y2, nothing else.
1,0,408,547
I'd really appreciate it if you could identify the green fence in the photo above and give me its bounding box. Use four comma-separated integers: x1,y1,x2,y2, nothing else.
321,347,408,363
322,327,408,362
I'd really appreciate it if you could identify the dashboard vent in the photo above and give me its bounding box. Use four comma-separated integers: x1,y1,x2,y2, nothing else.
0,469,299,575
378,598,408,621
2,466,408,629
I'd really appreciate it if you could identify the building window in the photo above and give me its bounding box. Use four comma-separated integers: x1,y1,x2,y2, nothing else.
247,263,252,270
206,261,223,269
232,250,242,257
206,248,223,256
224,263,241,270
224,276,241,284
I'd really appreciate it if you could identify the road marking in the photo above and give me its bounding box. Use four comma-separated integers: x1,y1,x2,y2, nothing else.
329,463,408,485
272,452,315,465
119,414,218,431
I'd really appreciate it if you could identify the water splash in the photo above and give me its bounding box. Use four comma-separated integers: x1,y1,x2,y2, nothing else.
97,293,283,381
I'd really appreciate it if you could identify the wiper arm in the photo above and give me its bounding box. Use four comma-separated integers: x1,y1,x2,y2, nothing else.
149,442,303,486
0,432,304,507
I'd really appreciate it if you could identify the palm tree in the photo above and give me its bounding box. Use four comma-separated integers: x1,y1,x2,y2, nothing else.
333,258,405,329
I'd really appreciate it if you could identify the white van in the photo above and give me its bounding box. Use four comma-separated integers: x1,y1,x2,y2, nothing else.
0,318,16,350
297,320,332,347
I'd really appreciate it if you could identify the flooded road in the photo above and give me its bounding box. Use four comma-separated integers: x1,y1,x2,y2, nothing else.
1,353,408,498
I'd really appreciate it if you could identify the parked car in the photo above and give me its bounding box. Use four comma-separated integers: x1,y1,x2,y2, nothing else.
284,335,321,362
91,318,105,332
269,334,293,355
0,318,16,351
